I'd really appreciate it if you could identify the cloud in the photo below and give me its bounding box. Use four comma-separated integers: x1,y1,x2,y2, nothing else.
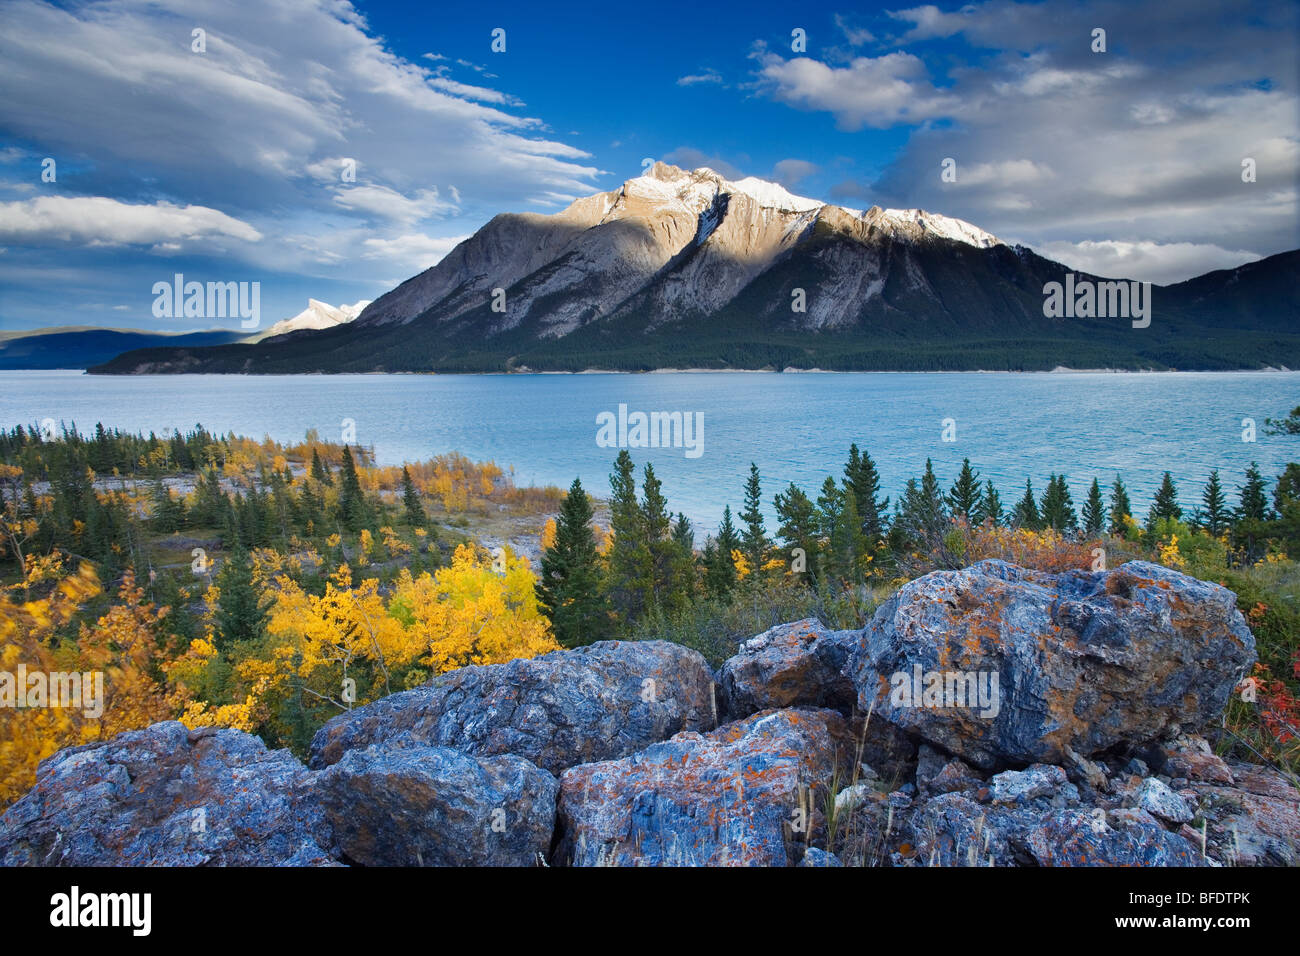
677,70,725,87
1034,240,1264,285
772,159,820,188
834,13,876,46
751,50,960,130
662,147,747,180
361,233,471,269
0,196,262,246
331,184,458,225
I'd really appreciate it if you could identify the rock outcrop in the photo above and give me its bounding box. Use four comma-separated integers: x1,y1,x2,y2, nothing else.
845,560,1256,769
316,732,556,867
309,639,716,775
0,722,334,866
555,708,851,866
1,561,1292,868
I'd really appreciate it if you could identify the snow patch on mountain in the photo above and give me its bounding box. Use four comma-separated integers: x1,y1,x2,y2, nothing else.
256,299,371,341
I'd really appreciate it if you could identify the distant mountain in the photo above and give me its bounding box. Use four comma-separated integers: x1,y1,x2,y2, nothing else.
0,327,248,370
90,164,1300,374
250,299,371,343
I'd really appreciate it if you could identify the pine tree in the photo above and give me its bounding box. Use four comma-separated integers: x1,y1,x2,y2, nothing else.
1147,472,1182,528
536,478,606,647
1201,470,1229,536
214,545,267,649
703,505,740,598
1108,476,1132,535
605,451,647,621
641,464,685,615
843,444,889,545
310,447,333,486
948,458,981,525
401,465,426,528
973,480,1003,527
774,482,818,582
1040,474,1077,532
739,463,769,572
898,459,947,542
1237,462,1270,522
1012,479,1042,530
1082,478,1105,535
670,513,698,603
338,445,366,529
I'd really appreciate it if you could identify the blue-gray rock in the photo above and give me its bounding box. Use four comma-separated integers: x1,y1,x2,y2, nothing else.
555,708,852,866
718,619,856,718
799,847,843,867
1137,777,1193,824
846,560,1256,769
0,721,336,866
316,732,556,866
309,639,716,776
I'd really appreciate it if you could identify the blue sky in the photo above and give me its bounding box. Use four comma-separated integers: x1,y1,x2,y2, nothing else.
0,0,1296,332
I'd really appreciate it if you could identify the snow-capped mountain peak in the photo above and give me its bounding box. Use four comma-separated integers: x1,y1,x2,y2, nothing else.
254,298,372,341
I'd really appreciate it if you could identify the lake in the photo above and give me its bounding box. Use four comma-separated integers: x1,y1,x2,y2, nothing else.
1,369,1296,535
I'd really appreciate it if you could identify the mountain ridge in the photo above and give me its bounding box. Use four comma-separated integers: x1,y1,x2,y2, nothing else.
88,164,1300,374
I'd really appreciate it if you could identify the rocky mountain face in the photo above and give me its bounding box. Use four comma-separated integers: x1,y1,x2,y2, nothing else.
4,559,1296,867
89,164,1300,373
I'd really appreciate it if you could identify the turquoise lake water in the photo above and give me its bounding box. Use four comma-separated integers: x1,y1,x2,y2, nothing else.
2,369,1297,534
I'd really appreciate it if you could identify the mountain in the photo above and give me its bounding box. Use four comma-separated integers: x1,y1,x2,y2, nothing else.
90,163,1300,374
0,327,248,370
250,299,371,343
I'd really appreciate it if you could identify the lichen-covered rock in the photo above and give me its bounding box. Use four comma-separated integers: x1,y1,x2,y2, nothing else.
316,732,556,866
0,722,335,866
555,708,852,866
310,640,716,776
1137,778,1193,824
846,560,1255,769
719,619,856,718
1184,761,1300,866
799,847,843,867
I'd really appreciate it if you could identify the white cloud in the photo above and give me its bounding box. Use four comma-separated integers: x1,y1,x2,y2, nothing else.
0,196,262,246
1033,239,1264,285
361,233,470,269
677,70,724,86
331,184,458,225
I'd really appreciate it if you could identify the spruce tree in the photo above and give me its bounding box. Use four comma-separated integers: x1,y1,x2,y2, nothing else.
1082,478,1105,535
401,465,426,527
641,464,683,615
843,444,889,544
739,463,769,572
1147,472,1182,528
338,445,366,529
774,483,818,581
214,546,267,650
703,505,740,598
973,480,1003,527
1108,476,1132,535
310,447,332,486
536,478,606,647
1238,462,1270,522
948,458,981,525
1201,470,1229,536
1012,479,1042,530
1040,474,1077,532
605,451,647,621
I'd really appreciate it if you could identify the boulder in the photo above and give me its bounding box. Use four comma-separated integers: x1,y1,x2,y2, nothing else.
846,560,1255,769
1184,761,1300,866
718,619,856,718
316,732,556,866
555,708,852,866
310,640,716,776
0,721,335,866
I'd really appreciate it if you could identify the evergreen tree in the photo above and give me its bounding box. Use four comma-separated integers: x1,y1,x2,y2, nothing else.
214,546,267,649
973,480,1003,527
898,459,947,542
401,465,426,527
1040,474,1077,532
1082,478,1105,535
774,483,819,582
739,462,770,572
536,478,606,647
1147,471,1182,528
670,513,698,603
338,445,366,529
1108,476,1132,535
948,458,981,525
605,451,647,621
1237,462,1270,522
1200,470,1229,536
310,447,333,486
641,464,686,615
703,505,741,598
843,444,889,545
1012,479,1042,530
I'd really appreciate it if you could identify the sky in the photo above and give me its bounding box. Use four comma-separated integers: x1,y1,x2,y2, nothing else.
0,0,1296,332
